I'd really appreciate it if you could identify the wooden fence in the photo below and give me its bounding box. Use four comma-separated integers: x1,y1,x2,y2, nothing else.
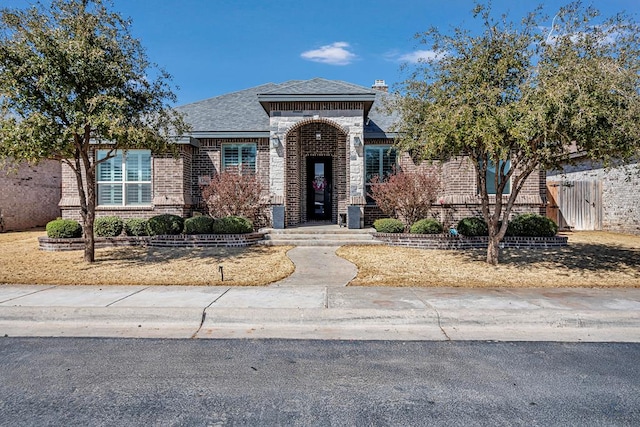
546,180,602,231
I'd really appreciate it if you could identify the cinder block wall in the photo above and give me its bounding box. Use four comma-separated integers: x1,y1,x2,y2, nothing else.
0,159,61,231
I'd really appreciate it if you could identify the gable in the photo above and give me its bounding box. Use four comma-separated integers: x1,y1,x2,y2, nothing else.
176,78,397,137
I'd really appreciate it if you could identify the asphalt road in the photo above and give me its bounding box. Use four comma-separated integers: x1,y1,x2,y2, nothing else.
0,338,638,426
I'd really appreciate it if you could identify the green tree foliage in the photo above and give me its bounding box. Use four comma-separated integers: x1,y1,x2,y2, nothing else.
0,0,188,262
389,2,640,264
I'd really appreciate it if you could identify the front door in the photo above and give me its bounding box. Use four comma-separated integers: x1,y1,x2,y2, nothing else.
307,157,332,221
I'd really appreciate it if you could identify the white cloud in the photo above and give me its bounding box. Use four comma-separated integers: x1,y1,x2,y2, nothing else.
397,50,447,63
301,42,357,66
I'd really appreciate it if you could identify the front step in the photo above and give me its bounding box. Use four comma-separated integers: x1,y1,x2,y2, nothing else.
260,226,382,247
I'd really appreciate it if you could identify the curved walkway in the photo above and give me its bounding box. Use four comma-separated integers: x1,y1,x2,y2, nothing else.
269,246,357,287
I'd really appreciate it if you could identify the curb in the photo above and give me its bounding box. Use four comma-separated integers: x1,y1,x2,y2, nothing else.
2,306,638,341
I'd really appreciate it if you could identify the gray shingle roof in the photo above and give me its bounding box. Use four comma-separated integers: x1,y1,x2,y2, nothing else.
176,79,396,136
259,78,376,95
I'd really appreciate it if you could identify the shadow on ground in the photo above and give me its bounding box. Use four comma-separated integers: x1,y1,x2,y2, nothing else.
457,243,640,276
93,245,283,266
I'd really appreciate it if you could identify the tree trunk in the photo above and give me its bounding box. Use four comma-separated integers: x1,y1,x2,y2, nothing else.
486,233,500,265
83,209,95,263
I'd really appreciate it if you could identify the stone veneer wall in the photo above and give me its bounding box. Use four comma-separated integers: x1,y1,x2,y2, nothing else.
284,122,348,225
0,159,61,231
548,160,640,235
269,108,364,226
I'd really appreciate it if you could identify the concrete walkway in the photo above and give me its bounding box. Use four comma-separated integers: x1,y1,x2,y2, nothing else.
0,247,639,341
269,246,357,287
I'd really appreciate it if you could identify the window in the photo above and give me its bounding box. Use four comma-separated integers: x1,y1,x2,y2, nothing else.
483,159,511,194
97,150,152,206
222,144,257,173
365,145,397,203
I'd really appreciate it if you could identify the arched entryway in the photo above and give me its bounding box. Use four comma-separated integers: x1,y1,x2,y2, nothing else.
284,120,348,226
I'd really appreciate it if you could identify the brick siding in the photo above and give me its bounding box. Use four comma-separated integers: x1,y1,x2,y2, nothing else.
285,121,348,226
0,159,61,231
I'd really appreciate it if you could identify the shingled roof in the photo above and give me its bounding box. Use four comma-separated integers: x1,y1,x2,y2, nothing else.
176,78,397,138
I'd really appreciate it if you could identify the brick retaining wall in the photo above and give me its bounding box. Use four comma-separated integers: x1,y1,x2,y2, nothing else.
373,233,568,250
39,233,265,251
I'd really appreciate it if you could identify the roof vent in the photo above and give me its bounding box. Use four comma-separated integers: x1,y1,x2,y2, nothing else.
372,79,388,92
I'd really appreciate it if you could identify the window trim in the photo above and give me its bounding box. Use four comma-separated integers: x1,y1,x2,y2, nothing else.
481,158,511,195
96,149,152,207
221,143,257,173
364,145,397,204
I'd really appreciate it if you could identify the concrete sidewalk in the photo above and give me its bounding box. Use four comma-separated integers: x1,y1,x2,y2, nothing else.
1,282,639,341
1,246,639,341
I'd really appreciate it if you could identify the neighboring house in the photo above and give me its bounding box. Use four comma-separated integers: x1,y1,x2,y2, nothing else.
547,158,640,234
0,159,61,231
60,78,545,228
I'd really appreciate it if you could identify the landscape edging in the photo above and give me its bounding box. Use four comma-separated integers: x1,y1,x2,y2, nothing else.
372,233,568,250
38,233,265,251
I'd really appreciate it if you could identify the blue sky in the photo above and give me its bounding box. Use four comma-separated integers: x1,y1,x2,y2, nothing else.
5,0,639,105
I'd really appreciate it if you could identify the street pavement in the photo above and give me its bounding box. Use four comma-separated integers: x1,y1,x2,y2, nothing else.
1,246,639,341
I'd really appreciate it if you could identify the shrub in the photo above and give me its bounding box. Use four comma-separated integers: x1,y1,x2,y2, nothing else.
184,215,215,234
46,218,82,238
368,170,441,228
202,172,268,227
211,216,253,234
410,218,444,234
147,214,184,236
94,216,123,237
124,218,149,236
373,218,405,233
457,217,488,236
507,213,558,237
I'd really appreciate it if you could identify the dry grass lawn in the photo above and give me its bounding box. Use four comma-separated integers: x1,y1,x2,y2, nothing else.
337,231,640,288
1,230,639,288
0,230,294,286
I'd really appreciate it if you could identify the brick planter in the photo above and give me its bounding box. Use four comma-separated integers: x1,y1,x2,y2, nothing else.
372,233,568,250
148,233,265,248
39,233,265,251
38,236,149,251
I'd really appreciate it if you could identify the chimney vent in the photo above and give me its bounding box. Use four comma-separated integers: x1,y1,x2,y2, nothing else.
372,79,388,92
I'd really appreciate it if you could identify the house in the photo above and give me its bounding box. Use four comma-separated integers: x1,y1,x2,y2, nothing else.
1,159,61,231
59,78,545,228
547,157,640,234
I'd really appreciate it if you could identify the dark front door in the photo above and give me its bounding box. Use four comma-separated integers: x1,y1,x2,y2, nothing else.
307,157,332,221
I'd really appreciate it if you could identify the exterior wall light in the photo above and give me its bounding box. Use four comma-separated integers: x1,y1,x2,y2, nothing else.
353,136,362,147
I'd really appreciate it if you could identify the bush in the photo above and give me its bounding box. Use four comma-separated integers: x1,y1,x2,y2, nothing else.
507,213,558,237
147,214,184,236
457,217,488,236
202,172,269,227
368,170,441,228
410,218,444,234
211,216,253,234
94,216,123,237
373,218,405,233
46,218,82,238
184,215,215,234
124,218,149,236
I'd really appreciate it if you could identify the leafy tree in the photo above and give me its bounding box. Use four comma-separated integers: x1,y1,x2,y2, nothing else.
0,0,188,262
389,2,640,265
